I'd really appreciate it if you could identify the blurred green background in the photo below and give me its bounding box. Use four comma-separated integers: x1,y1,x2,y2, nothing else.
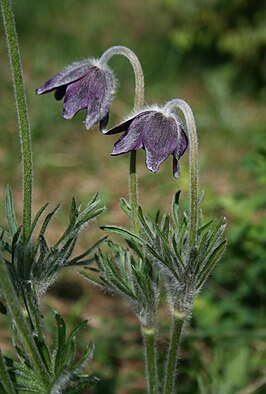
0,0,266,393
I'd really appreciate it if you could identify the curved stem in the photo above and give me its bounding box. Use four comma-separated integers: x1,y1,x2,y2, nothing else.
165,99,199,247
163,311,185,394
0,259,50,389
100,46,145,236
1,0,33,242
100,46,144,110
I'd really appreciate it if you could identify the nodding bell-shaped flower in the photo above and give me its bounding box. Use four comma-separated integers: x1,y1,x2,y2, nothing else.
104,106,188,178
36,59,116,130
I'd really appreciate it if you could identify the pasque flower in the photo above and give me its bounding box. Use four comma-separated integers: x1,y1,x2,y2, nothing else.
36,59,116,130
105,107,188,178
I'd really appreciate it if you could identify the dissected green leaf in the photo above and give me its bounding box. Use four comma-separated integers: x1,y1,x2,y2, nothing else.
155,210,160,224
100,225,143,244
197,240,227,289
119,198,132,219
138,206,154,240
161,214,170,238
38,204,61,240
5,185,18,238
87,192,100,207
198,219,214,235
66,236,107,266
172,235,185,269
154,224,173,263
172,190,181,227
79,270,105,288
204,218,227,258
76,200,104,227
0,226,12,256
28,203,49,242
146,244,178,281
69,198,79,227
125,239,144,259
0,350,16,394
54,313,67,374
67,320,88,344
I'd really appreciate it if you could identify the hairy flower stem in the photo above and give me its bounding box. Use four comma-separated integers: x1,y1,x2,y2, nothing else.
165,99,199,247
100,46,144,236
142,327,158,394
0,349,16,394
100,47,157,394
163,311,185,394
0,259,50,388
1,0,33,242
129,150,139,234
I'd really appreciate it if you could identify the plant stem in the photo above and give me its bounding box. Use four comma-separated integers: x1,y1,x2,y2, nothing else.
1,0,33,242
101,48,155,394
100,46,144,111
165,99,199,247
129,150,140,235
100,46,144,236
0,349,16,394
163,311,185,394
142,326,158,394
0,259,50,389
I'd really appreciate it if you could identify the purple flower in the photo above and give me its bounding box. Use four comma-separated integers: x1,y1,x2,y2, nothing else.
105,107,188,178
36,59,116,130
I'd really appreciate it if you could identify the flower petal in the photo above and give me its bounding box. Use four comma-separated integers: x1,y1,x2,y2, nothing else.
85,67,115,129
172,130,188,178
36,59,93,95
173,155,180,178
144,113,179,173
99,112,109,132
111,112,154,155
111,125,143,155
103,118,133,135
62,73,92,119
104,111,152,135
112,130,143,155
180,129,188,156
